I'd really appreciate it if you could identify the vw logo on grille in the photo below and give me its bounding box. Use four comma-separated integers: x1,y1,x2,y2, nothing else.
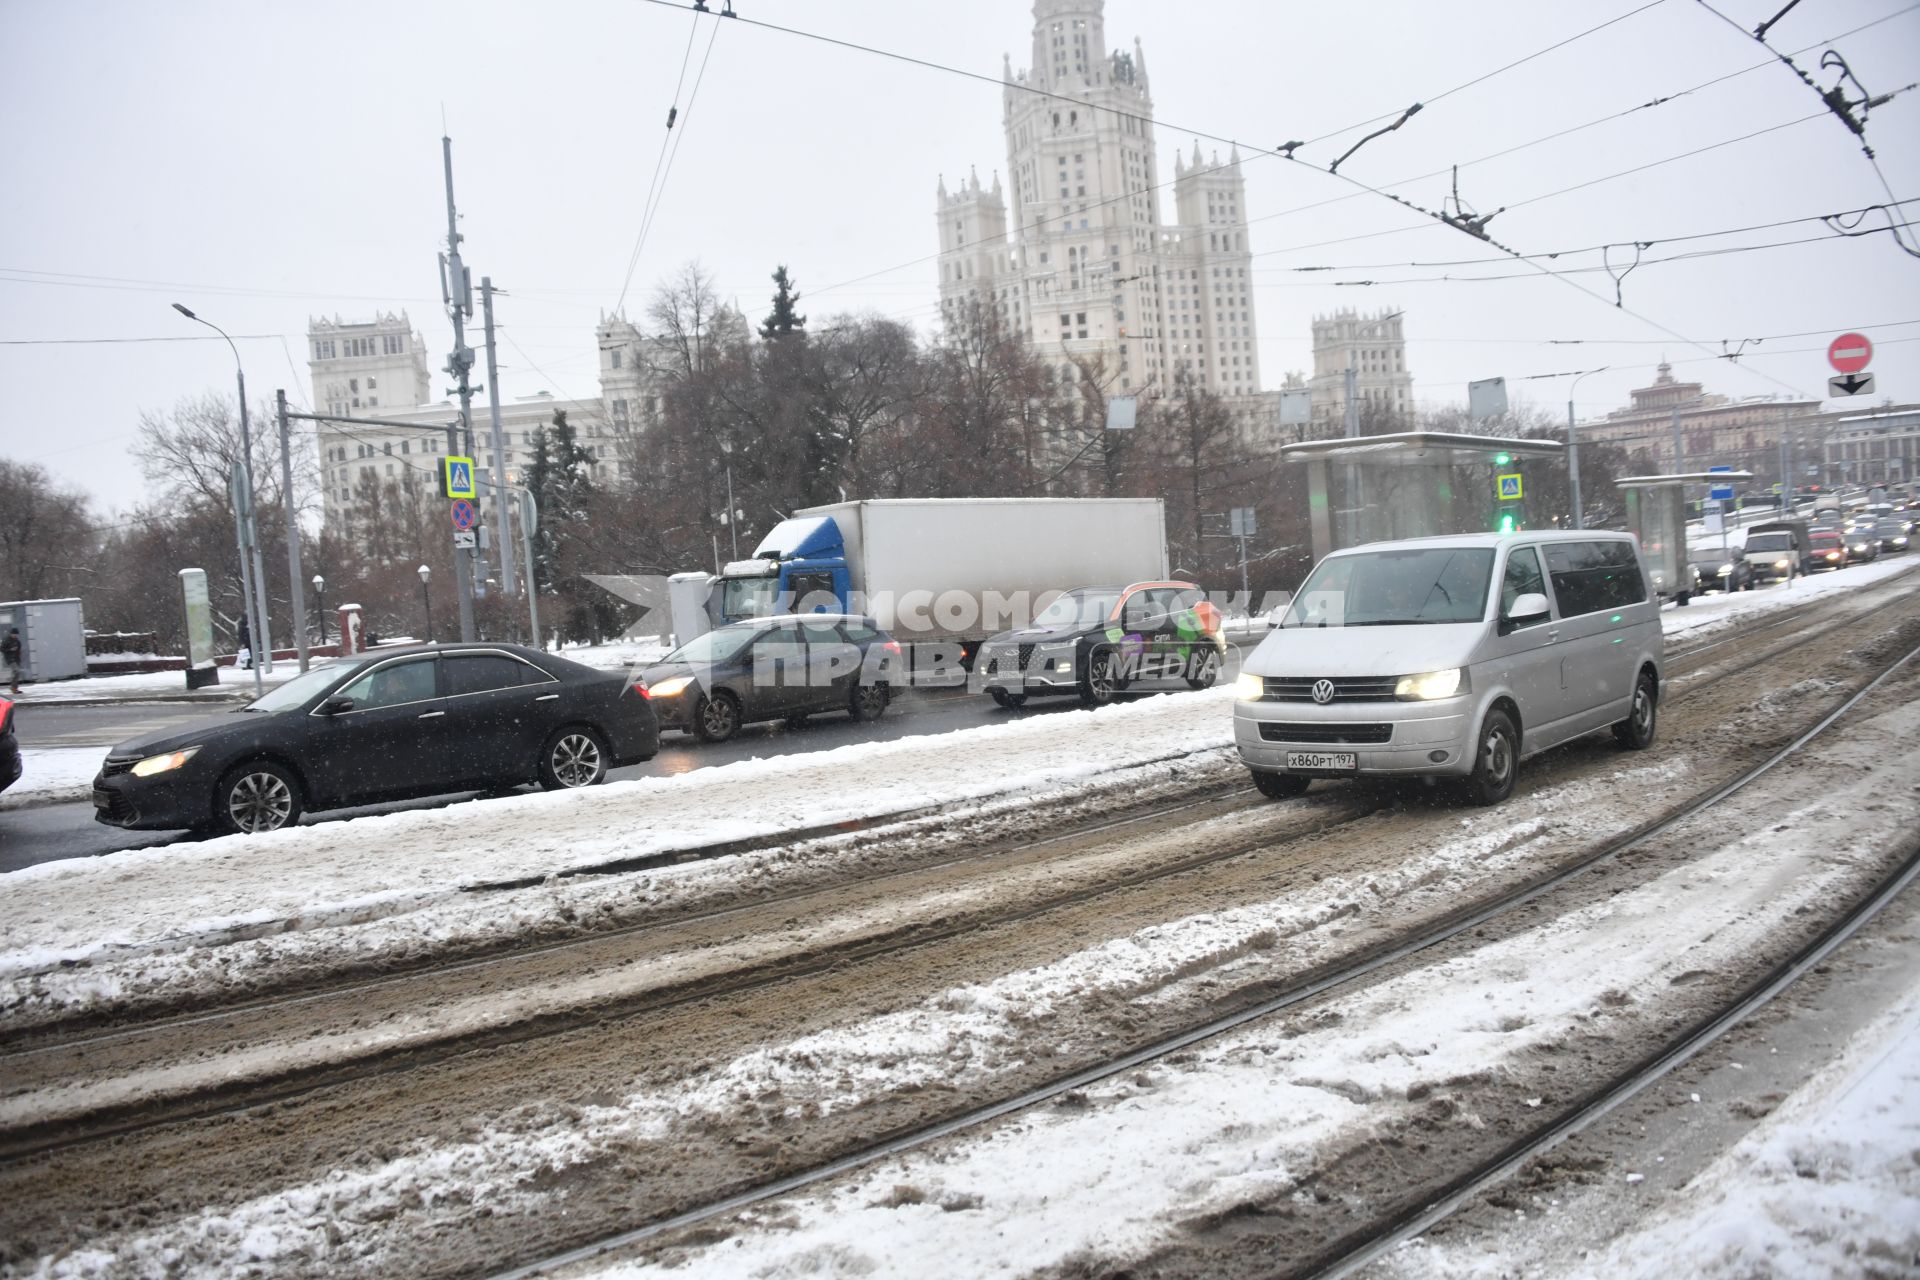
1311,678,1336,705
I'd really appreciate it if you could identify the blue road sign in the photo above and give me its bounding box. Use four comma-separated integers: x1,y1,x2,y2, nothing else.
443,456,476,499
1496,473,1523,500
450,499,477,531
1709,464,1734,501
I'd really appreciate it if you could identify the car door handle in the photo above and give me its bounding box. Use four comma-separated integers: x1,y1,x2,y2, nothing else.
1546,630,1560,641
533,694,559,702
418,710,445,719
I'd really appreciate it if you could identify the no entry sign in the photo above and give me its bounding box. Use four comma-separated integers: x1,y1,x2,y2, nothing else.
1828,332,1873,375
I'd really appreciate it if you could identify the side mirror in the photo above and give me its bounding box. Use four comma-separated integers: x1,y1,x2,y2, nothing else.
1502,593,1550,632
319,696,355,715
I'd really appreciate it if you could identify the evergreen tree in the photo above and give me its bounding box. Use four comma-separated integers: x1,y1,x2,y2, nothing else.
759,265,806,340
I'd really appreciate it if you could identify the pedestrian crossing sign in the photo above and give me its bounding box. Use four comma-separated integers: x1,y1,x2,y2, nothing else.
1496,472,1523,500
443,456,476,499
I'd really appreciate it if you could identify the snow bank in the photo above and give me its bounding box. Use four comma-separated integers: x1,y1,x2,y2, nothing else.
0,747,101,809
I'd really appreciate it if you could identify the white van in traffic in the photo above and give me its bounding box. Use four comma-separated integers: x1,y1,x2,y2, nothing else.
1234,531,1664,806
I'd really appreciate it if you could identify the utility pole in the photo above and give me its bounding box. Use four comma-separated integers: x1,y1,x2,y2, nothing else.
276,390,310,672
439,135,478,642
480,277,516,602
1343,358,1359,439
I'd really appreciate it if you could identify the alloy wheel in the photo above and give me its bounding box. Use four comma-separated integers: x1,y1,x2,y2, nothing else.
227,771,294,833
550,732,603,788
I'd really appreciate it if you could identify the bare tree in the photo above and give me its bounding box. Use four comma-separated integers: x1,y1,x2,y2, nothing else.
0,459,96,602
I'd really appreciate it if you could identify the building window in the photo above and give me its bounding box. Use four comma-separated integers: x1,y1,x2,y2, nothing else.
611,349,622,369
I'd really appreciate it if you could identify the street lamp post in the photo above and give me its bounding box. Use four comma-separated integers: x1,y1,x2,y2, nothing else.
173,302,270,694
418,564,433,642
312,574,327,645
1566,367,1609,530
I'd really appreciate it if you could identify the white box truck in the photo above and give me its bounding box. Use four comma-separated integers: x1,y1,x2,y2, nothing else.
697,497,1170,670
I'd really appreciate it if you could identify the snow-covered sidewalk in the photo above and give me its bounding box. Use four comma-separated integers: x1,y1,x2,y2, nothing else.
8,665,298,705
0,747,101,809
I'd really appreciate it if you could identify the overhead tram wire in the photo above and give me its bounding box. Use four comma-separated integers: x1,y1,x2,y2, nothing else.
1253,199,1920,273
610,13,721,320
1240,3,1920,236
1693,0,1920,255
611,7,713,318
627,0,1672,302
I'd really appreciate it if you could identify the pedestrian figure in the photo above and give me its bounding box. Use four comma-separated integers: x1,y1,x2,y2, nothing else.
1,628,20,693
236,616,253,671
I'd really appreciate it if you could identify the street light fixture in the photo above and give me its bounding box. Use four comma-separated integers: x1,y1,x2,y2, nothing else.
173,302,271,692
418,564,433,642
312,574,327,645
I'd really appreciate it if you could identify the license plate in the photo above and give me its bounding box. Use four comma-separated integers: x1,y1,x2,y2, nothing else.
91,789,112,809
1285,751,1357,772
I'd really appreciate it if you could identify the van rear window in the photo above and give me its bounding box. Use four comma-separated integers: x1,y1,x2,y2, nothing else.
1544,540,1646,616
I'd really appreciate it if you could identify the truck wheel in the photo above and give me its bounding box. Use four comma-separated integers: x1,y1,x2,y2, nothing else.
1250,770,1309,800
1460,709,1518,807
692,691,740,743
1078,649,1123,707
989,688,1028,709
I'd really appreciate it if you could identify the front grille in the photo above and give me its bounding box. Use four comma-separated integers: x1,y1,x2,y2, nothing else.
1017,643,1037,670
1258,722,1393,745
93,787,136,822
1261,676,1398,703
101,756,138,778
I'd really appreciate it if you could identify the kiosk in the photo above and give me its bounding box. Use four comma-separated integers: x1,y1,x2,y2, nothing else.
1614,471,1753,605
1282,432,1568,563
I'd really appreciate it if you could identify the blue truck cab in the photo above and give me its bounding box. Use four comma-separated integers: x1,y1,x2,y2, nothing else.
716,516,853,622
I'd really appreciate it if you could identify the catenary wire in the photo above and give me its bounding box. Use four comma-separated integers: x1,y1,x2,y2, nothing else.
612,9,715,317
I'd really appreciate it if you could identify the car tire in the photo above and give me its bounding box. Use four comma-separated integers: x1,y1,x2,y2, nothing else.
1185,648,1221,690
1461,709,1519,807
1250,770,1310,800
692,691,740,743
1612,671,1658,750
213,761,303,835
849,682,889,722
1675,591,1690,607
1078,648,1123,707
988,687,1028,709
539,726,608,790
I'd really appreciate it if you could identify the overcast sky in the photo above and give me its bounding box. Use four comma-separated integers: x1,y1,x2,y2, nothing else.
3,0,1916,514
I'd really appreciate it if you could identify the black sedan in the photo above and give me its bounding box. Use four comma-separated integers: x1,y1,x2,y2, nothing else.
92,643,657,835
974,581,1227,709
1688,548,1753,591
640,614,898,742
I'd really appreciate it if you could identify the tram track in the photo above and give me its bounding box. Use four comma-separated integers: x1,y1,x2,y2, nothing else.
478,624,1920,1280
2,576,1917,1171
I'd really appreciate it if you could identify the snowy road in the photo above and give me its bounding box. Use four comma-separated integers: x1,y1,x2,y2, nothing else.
0,560,1917,1278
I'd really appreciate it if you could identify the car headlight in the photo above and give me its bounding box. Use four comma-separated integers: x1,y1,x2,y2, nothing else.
1716,565,1733,576
1776,559,1791,569
1851,544,1868,553
1234,672,1265,700
1395,668,1465,701
131,747,199,777
646,675,693,698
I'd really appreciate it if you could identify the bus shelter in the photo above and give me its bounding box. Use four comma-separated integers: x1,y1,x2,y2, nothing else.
1282,432,1567,562
1615,471,1753,603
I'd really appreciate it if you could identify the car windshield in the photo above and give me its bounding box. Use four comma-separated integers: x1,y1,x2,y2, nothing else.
1746,533,1792,552
1034,589,1122,628
663,626,761,665
240,658,366,713
1283,547,1494,627
1690,551,1734,564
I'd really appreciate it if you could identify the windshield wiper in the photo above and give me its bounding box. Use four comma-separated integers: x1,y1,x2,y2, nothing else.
1350,618,1442,626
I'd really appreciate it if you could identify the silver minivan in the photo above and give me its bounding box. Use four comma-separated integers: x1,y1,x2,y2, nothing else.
1234,531,1663,806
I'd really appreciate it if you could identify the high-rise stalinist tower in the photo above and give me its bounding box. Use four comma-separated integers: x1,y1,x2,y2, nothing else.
937,0,1263,401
